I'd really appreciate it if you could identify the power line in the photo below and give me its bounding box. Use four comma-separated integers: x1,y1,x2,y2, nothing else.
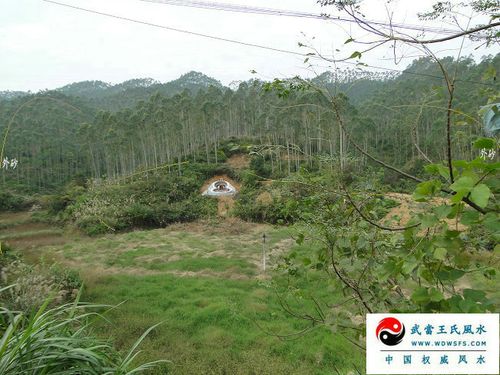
43,0,304,57
42,0,497,87
140,0,474,37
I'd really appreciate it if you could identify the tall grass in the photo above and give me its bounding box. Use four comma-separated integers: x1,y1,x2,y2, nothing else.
0,286,167,374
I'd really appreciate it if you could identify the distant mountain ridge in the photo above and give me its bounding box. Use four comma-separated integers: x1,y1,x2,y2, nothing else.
55,71,224,111
0,69,391,109
0,90,29,100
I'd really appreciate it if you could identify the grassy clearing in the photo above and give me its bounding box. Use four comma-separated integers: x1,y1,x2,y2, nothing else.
86,273,363,374
8,218,364,374
2,210,497,373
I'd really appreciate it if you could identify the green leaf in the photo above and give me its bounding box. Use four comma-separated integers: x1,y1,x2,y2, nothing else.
349,51,362,59
483,161,500,172
420,214,439,228
460,210,480,225
449,176,475,195
450,190,467,204
411,287,429,304
463,289,486,303
429,287,444,302
437,267,465,281
434,247,447,260
425,164,451,180
414,180,442,201
473,137,496,150
452,160,470,169
483,213,500,233
469,184,491,208
401,258,418,275
433,205,452,219
344,38,354,44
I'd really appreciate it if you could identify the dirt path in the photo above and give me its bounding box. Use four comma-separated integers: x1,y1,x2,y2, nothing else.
217,196,235,216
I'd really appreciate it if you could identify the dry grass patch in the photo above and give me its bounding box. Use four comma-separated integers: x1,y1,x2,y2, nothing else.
383,192,467,231
225,153,250,170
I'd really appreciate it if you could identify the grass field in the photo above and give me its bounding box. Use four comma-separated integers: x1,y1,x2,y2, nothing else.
2,206,498,374
1,213,365,374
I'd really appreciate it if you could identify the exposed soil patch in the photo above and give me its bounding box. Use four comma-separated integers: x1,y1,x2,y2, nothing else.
3,234,66,249
382,193,467,231
226,153,250,170
217,196,235,217
167,218,266,236
0,211,68,250
0,211,32,224
3,222,57,234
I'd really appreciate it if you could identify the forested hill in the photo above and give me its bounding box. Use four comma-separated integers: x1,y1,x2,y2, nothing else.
0,91,30,100
57,71,223,111
0,55,498,191
0,71,223,110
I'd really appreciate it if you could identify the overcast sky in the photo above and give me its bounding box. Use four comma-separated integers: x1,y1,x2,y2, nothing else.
0,0,495,92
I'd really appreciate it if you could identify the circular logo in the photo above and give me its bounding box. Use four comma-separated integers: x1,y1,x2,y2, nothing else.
376,317,405,346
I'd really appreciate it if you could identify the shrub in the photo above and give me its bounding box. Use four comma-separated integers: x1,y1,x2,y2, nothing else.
0,248,83,312
50,264,83,291
0,242,18,267
68,170,219,235
49,184,90,213
0,191,31,212
235,185,303,224
122,203,157,227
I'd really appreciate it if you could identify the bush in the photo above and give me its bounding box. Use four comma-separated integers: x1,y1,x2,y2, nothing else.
0,265,82,313
50,264,83,291
67,167,221,235
0,247,83,312
239,170,260,188
75,216,124,236
235,185,303,225
0,191,31,212
43,184,90,214
0,242,18,267
123,203,157,227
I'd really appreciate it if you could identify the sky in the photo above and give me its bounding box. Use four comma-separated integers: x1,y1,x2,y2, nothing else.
0,0,496,92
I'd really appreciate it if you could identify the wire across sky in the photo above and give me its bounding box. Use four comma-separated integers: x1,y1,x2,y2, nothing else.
141,0,468,37
42,0,498,87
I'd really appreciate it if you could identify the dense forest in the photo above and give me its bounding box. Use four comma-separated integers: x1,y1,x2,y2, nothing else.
1,55,498,192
